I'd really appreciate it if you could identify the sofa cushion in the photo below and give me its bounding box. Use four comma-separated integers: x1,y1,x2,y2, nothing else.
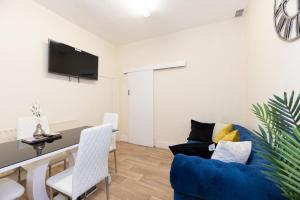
211,141,252,164
212,124,233,143
169,143,213,159
212,123,229,140
187,120,215,142
233,125,271,170
221,130,240,142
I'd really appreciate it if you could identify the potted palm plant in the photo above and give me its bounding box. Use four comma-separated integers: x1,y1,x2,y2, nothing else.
252,91,300,200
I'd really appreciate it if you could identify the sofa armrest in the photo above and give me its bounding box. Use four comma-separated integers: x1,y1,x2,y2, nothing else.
170,154,285,200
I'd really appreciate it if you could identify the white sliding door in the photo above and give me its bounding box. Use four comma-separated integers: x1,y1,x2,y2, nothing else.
128,70,154,147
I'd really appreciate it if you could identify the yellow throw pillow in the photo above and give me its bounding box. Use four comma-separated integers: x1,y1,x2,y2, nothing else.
213,124,233,143
222,130,240,142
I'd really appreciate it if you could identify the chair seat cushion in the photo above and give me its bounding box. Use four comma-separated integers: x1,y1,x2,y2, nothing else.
47,167,74,197
0,170,16,178
0,178,24,200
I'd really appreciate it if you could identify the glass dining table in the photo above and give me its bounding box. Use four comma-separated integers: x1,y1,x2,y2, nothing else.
0,126,117,200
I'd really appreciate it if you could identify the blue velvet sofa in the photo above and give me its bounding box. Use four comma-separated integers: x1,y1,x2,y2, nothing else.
170,125,287,200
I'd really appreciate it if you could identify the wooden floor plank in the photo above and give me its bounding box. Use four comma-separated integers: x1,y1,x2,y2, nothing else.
20,142,174,200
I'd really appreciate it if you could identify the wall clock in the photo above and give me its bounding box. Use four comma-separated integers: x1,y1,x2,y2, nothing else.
274,0,300,41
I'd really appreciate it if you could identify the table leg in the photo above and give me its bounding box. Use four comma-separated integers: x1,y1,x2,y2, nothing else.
24,159,50,200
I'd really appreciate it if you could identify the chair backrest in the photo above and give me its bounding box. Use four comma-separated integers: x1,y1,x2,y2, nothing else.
72,124,112,200
17,116,50,140
0,128,17,143
102,113,119,130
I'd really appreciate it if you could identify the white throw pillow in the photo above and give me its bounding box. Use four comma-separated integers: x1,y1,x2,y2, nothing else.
211,141,252,164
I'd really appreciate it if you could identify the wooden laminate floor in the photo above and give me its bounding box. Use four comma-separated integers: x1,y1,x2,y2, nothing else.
20,142,174,200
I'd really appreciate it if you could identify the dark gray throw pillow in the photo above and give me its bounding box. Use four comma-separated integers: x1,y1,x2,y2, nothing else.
169,142,213,159
187,120,215,142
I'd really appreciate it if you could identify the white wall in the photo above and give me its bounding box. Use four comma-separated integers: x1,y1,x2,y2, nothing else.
2,0,295,146
245,0,300,128
118,0,300,147
0,0,118,130
117,18,248,147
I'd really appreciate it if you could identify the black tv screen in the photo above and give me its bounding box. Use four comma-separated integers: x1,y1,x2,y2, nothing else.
48,40,98,80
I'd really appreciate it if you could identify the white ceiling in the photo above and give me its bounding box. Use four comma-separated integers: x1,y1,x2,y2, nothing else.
34,0,248,45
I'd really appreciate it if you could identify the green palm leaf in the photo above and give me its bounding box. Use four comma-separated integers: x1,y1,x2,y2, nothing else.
252,91,300,200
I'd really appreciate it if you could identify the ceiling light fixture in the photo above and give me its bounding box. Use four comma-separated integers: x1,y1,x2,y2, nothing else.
143,10,151,18
121,0,159,18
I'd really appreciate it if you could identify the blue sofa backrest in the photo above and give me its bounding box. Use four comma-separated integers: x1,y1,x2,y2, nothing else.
234,125,269,169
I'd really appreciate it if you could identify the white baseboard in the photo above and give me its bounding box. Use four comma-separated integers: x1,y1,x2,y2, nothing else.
117,134,175,150
155,141,174,149
117,133,128,142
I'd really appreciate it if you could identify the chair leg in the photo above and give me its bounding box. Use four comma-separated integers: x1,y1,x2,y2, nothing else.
113,150,117,173
18,167,21,183
105,176,110,200
49,166,52,177
64,159,67,170
49,187,54,200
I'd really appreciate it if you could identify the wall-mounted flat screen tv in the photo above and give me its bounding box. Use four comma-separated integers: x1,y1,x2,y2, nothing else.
48,39,98,80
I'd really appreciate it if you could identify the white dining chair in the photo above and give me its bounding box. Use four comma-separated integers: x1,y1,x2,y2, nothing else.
17,116,67,179
0,178,25,200
103,113,119,173
47,124,113,200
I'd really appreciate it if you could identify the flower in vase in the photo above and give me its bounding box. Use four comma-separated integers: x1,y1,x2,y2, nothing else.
31,102,43,119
